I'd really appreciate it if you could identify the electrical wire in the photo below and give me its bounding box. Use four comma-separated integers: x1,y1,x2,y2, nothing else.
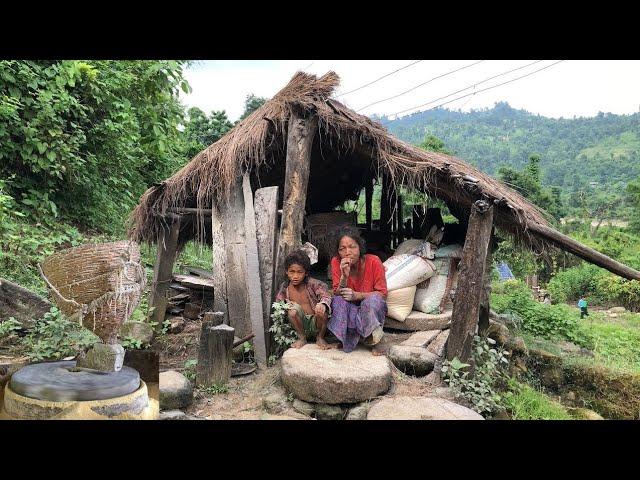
336,60,423,97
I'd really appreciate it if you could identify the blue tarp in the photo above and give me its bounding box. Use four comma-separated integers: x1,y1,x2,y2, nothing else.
496,262,515,281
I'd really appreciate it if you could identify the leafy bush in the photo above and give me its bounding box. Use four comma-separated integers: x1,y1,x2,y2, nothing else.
19,307,99,361
0,317,22,338
492,280,592,346
442,336,510,416
183,359,198,381
547,263,608,304
268,300,297,360
595,275,640,312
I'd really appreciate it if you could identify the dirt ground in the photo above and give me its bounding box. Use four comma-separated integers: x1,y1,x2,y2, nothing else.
160,322,453,420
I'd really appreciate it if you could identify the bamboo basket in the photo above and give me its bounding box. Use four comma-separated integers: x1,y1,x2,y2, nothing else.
39,241,146,344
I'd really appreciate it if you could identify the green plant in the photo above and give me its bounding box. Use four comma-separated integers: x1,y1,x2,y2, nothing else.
269,300,297,358
121,335,146,350
0,317,22,337
183,359,198,381
502,378,572,420
198,383,229,395
442,336,510,416
20,307,99,361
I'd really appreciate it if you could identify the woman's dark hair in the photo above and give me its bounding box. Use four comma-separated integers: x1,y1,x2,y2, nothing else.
284,250,311,273
331,225,366,259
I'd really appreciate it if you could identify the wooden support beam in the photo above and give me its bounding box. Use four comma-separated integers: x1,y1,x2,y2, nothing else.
254,186,279,360
149,216,180,332
221,175,252,338
196,322,235,387
243,173,267,366
211,203,228,324
527,222,640,281
447,200,494,363
396,194,404,245
275,108,318,285
365,178,373,230
380,173,391,236
478,228,495,335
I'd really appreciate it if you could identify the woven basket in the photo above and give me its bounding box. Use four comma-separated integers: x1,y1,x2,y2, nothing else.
40,241,146,344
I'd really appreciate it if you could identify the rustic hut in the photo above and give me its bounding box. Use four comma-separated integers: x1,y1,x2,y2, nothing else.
129,71,640,366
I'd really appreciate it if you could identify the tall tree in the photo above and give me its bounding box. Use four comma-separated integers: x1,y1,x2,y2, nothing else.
239,93,267,121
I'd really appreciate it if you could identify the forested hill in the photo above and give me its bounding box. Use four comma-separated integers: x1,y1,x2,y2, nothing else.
379,102,640,218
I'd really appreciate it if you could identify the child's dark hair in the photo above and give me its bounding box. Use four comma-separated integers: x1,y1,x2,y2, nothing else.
331,225,366,259
284,250,311,273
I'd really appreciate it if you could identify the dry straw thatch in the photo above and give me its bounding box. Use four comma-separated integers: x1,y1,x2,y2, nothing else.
128,71,553,252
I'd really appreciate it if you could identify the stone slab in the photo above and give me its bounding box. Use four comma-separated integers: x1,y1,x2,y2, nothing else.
281,344,392,404
427,330,450,356
400,330,441,347
384,310,451,331
367,396,484,420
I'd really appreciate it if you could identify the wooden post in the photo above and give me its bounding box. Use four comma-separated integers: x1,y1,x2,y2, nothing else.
242,173,267,366
221,175,252,338
365,178,373,230
254,186,279,360
478,229,495,335
446,200,494,363
275,107,318,285
380,174,392,249
396,194,404,244
211,203,228,324
149,216,180,332
202,311,224,327
196,322,235,387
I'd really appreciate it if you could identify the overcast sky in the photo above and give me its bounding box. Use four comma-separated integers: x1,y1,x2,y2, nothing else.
180,60,640,122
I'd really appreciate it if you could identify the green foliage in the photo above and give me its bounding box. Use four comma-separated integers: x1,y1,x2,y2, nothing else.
183,359,198,381
182,107,233,159
627,178,640,233
0,317,22,337
579,313,640,373
492,280,591,346
547,263,607,304
198,383,229,395
595,276,640,312
442,336,510,416
493,236,540,278
269,300,297,358
418,133,453,154
19,307,99,362
121,335,148,350
239,93,267,121
502,378,572,420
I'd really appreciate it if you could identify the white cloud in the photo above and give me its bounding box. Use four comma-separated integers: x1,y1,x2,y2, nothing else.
180,60,640,122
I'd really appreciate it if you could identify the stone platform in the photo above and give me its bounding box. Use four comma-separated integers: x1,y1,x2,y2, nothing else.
367,396,483,420
281,344,392,404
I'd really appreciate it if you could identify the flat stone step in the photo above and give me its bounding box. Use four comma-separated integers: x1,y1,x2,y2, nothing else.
385,310,451,331
400,330,441,347
281,344,392,404
367,396,484,420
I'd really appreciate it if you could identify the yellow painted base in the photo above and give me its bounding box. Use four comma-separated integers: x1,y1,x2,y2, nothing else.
2,380,158,420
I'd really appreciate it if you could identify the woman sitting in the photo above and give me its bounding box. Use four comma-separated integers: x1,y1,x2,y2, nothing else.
328,225,388,355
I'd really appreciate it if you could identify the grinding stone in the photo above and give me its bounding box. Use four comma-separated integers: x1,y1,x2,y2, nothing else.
10,361,140,401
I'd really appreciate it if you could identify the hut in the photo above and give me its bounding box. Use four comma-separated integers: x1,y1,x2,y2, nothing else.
129,71,640,366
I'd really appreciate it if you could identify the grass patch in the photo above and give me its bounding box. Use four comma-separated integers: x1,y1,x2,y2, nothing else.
503,379,572,420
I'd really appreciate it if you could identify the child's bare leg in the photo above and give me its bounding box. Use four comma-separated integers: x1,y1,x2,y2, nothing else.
315,311,331,350
287,309,307,348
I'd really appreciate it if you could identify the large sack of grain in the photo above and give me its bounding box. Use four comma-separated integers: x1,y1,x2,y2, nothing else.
386,285,417,322
413,276,448,314
384,254,436,291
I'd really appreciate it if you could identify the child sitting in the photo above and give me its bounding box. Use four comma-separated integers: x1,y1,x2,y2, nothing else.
275,250,334,350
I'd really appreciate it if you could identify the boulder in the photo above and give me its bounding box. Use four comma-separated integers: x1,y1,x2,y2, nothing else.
487,319,510,346
608,307,626,314
505,336,528,355
292,399,315,417
119,321,154,345
569,407,604,420
426,330,450,357
315,404,345,420
558,341,581,355
262,391,289,414
345,402,370,420
400,330,441,347
281,344,392,404
384,310,451,332
367,396,484,420
389,345,437,376
76,343,125,372
159,370,193,410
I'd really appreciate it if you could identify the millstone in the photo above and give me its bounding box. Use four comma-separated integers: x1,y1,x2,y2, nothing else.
10,361,140,402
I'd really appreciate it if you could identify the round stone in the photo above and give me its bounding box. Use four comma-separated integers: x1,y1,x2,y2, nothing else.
159,370,193,410
281,344,392,404
367,396,484,420
10,361,140,401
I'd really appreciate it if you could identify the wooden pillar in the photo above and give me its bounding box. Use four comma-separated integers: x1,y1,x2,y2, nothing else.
242,173,267,366
196,320,235,387
446,200,494,363
380,174,392,249
211,203,228,323
221,175,252,338
275,107,318,285
478,229,495,335
396,194,404,244
149,215,180,332
365,177,373,230
255,186,279,360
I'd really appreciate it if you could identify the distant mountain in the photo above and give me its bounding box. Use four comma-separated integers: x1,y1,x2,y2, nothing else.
379,102,640,219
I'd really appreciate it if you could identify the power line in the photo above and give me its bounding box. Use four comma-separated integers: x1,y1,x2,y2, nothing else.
336,60,423,98
356,60,485,112
383,60,566,122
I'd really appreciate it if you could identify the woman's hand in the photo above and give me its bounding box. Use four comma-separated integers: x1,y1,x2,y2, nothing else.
339,288,359,302
340,257,351,277
314,303,327,316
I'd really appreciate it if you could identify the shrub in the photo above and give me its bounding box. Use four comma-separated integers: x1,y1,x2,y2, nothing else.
268,300,297,360
546,263,608,304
